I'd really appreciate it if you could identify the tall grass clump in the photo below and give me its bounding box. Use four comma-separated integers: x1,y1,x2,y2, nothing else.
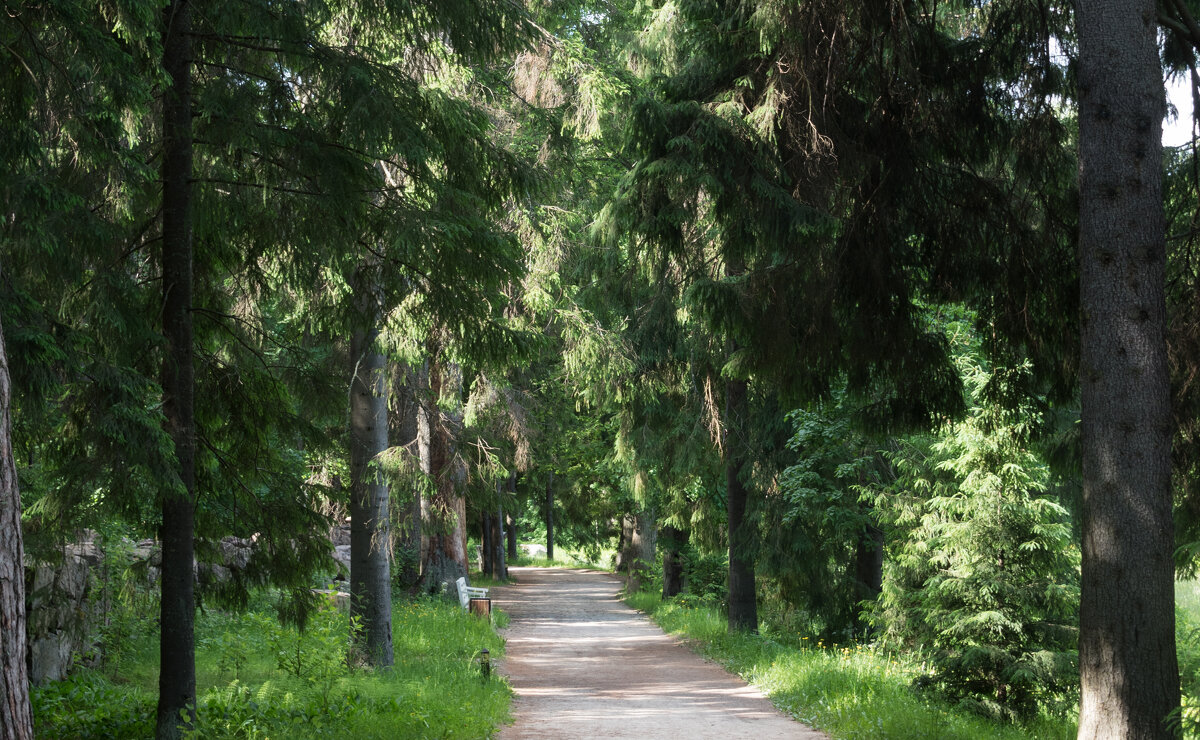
627,591,1077,740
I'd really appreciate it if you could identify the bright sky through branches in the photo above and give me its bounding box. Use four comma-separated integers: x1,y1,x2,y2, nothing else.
1165,72,1195,148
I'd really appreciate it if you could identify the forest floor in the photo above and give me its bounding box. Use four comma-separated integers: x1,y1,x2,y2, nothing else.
491,566,826,739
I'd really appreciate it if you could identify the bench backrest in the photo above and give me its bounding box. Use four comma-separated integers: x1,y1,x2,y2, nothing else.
455,576,470,609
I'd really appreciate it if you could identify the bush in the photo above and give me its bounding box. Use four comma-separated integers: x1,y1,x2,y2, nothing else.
32,670,156,739
1176,602,1200,736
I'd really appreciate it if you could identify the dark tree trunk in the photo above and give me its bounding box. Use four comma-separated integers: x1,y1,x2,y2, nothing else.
389,364,421,590
545,471,554,561
851,520,883,634
348,284,392,667
661,526,688,600
619,509,656,592
615,514,632,572
494,504,507,580
419,352,467,593
481,510,493,576
853,522,883,598
725,373,756,632
1077,2,1180,736
157,1,197,735
506,473,518,561
0,296,33,739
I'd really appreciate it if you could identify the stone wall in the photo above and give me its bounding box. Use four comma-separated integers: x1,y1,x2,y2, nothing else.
23,533,264,684
24,532,101,684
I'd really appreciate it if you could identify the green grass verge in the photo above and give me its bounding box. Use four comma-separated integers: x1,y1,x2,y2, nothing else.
32,596,510,739
509,545,613,570
624,591,1076,740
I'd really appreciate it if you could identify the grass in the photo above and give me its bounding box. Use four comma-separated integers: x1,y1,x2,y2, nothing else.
32,595,510,739
624,591,1077,740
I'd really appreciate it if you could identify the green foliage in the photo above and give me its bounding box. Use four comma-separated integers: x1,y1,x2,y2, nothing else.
869,355,1079,720
766,394,886,638
1175,580,1200,736
628,592,1075,739
34,595,510,739
682,546,728,604
31,671,156,740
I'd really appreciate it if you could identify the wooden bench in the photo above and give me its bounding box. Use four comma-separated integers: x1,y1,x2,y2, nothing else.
455,576,489,613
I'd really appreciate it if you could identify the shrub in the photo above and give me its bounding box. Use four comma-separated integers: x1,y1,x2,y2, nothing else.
31,670,155,739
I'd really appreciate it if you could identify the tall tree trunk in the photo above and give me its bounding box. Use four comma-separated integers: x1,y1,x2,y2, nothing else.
661,526,687,599
725,372,756,632
545,471,554,561
157,1,197,735
615,514,632,572
0,292,33,739
853,522,883,598
619,508,656,592
348,279,392,667
389,364,421,590
417,361,432,570
495,504,507,580
506,472,518,561
481,509,493,576
419,351,468,591
1077,2,1180,736
851,520,883,634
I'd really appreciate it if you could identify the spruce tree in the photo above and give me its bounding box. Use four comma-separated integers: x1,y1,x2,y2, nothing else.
1077,0,1180,734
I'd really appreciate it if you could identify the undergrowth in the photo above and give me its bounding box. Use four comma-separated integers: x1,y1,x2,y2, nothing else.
510,544,612,570
624,591,1077,740
32,596,509,739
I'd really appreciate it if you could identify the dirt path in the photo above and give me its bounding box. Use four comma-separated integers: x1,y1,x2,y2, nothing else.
491,567,827,739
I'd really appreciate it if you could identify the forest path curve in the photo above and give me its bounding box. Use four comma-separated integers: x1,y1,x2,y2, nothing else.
491,566,826,739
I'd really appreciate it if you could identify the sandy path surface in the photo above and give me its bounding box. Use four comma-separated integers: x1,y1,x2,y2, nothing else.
491,567,826,739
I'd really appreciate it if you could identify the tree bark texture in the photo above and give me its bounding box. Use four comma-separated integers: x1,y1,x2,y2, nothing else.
0,295,33,739
725,373,756,632
615,514,631,572
157,1,197,735
545,471,554,561
619,509,656,592
389,364,421,590
1077,1,1180,736
348,295,393,667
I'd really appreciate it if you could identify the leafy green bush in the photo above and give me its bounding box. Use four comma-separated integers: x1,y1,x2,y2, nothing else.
187,681,369,739
1175,598,1200,736
31,670,155,739
683,547,728,603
